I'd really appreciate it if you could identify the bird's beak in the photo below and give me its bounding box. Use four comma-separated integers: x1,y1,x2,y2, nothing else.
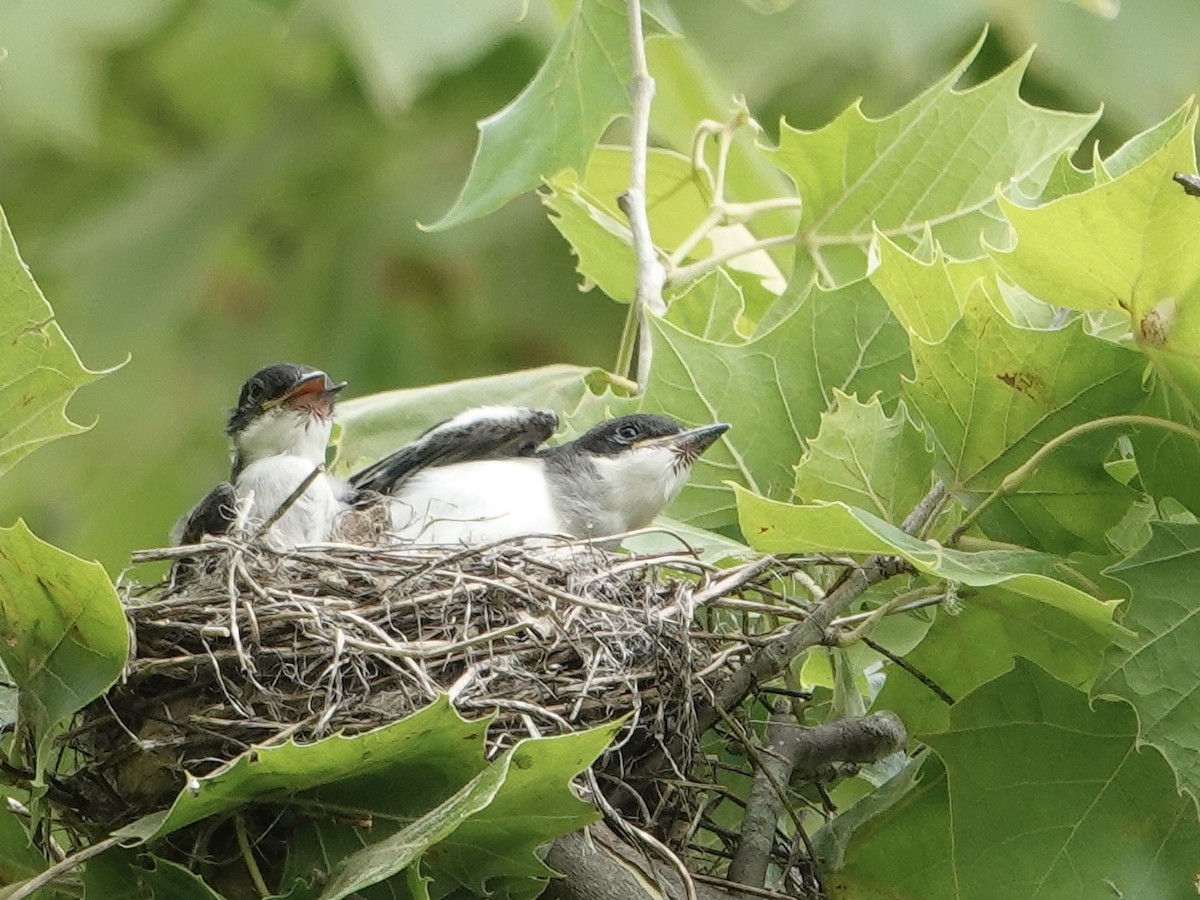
639,422,730,463
264,371,347,411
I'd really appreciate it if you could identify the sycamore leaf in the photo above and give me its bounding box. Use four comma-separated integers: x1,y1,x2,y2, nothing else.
734,490,1122,631
542,147,787,305
334,364,630,470
429,0,672,230
0,521,127,782
81,850,223,899
0,800,45,891
116,697,491,845
664,269,750,344
903,286,1146,555
793,391,933,522
275,724,617,900
994,105,1199,321
874,587,1115,735
0,207,106,478
424,724,617,895
768,36,1098,287
835,661,1200,899
1096,522,1200,801
644,277,910,530
992,108,1200,515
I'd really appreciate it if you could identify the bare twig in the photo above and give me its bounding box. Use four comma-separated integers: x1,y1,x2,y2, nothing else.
619,0,667,393
6,834,122,900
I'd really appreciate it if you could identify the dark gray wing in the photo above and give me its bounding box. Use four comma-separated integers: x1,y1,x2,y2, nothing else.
349,406,559,495
172,481,238,545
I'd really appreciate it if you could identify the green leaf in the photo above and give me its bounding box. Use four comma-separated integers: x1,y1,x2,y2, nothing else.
994,105,1198,318
874,587,1115,735
320,0,535,113
904,287,1146,555
0,521,127,781
82,850,223,899
838,661,1200,899
315,754,513,900
793,391,933,523
0,207,106,478
1096,522,1200,801
769,37,1099,286
429,0,672,230
277,723,616,900
664,270,751,343
0,1,170,146
115,696,490,845
868,231,992,343
734,490,1122,629
644,277,911,529
542,146,787,305
425,724,617,895
0,800,44,890
334,365,629,470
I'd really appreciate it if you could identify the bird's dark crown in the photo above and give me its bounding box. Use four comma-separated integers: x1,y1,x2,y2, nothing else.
567,414,684,456
226,363,326,435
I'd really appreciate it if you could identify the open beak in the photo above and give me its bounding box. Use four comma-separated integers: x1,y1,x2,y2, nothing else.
639,422,731,465
265,371,347,413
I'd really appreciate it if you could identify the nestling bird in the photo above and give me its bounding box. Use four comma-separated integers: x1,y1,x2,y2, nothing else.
173,363,347,547
350,409,730,546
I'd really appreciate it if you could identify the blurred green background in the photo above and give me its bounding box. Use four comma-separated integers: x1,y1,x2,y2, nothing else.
1,0,1197,572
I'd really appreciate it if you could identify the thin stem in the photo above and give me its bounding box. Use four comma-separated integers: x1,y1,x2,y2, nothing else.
949,415,1200,544
621,0,666,393
614,300,638,380
669,234,798,287
7,835,121,900
236,814,270,897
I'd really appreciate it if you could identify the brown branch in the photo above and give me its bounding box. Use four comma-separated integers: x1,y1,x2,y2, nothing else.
544,824,732,900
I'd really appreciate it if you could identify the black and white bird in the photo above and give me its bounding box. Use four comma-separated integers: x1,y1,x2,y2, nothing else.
173,363,347,547
350,408,729,546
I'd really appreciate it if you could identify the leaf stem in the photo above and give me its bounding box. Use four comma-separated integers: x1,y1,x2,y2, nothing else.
236,813,270,897
949,415,1200,544
7,835,121,900
620,0,666,394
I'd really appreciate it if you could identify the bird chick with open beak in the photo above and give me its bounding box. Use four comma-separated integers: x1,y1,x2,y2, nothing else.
173,363,347,548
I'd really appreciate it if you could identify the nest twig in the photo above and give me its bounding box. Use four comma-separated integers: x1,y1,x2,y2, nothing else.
60,533,782,832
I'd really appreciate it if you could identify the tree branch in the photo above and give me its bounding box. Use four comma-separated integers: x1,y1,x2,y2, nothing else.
545,824,732,900
728,708,907,895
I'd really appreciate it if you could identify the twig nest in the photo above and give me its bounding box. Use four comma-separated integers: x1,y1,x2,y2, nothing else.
63,533,746,831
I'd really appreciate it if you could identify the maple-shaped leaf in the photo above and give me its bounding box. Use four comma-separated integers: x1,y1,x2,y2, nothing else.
643,277,910,530
993,106,1200,514
1096,522,1200,803
768,36,1098,287
792,391,933,524
429,0,673,230
902,284,1145,555
0,207,106,478
833,661,1200,899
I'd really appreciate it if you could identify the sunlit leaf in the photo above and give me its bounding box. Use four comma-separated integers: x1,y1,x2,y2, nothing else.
429,0,673,229
0,521,127,781
770,36,1098,286
793,391,933,523
903,286,1145,555
644,278,910,529
734,490,1122,629
0,208,106,478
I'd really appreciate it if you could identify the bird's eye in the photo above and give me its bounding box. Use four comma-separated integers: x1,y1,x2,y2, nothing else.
616,423,640,441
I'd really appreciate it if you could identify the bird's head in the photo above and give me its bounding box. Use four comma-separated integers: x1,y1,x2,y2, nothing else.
574,414,730,530
227,363,346,474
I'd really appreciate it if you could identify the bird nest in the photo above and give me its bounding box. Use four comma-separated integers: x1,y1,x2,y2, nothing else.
60,531,777,834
